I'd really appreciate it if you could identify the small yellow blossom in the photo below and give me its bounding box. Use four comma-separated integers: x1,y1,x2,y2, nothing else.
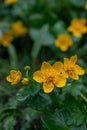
5,0,17,4
33,62,67,93
67,18,87,37
84,2,87,10
0,32,12,47
21,77,29,85
11,21,27,37
54,34,73,51
6,70,22,85
64,55,85,80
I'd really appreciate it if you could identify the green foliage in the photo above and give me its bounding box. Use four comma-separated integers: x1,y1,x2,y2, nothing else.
3,116,16,130
70,0,85,7
30,24,54,59
16,84,41,101
0,0,87,129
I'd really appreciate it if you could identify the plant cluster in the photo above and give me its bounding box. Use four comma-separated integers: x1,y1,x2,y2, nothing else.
0,0,87,130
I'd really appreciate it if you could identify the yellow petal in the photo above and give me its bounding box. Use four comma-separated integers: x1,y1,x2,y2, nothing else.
69,73,79,80
73,31,82,38
64,58,69,70
75,65,85,75
70,55,77,64
43,83,54,93
41,62,52,70
11,81,17,85
60,46,68,51
21,78,29,85
69,70,79,80
80,19,86,24
17,71,22,77
55,77,66,87
53,62,63,72
10,70,17,74
62,70,69,78
6,75,12,82
55,40,59,46
33,70,43,83
67,26,73,32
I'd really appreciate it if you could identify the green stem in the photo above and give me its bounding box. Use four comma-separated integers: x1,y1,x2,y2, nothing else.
7,44,18,69
41,117,50,130
80,92,87,102
26,70,29,77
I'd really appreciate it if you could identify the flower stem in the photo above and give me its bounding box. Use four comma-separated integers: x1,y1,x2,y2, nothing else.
26,70,29,77
80,92,87,102
7,44,18,69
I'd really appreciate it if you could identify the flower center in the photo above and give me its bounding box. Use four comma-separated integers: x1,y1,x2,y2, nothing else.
66,66,75,76
74,24,83,32
46,76,54,86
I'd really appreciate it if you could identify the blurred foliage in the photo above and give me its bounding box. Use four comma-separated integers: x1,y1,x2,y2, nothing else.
0,0,87,130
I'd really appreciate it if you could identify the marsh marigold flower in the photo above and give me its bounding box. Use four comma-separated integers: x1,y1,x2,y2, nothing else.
33,62,67,93
55,34,73,51
0,32,12,47
64,55,85,80
11,21,27,37
6,70,22,85
21,77,29,85
5,0,17,4
67,18,87,37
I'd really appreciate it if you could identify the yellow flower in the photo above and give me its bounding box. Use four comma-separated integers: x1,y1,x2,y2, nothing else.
0,32,12,47
6,70,22,85
84,2,87,10
64,55,85,80
11,21,27,37
5,0,17,4
21,78,29,85
67,18,87,37
54,34,73,51
33,62,67,93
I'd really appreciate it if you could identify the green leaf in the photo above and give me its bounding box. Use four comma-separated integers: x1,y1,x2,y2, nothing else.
70,108,84,126
70,125,87,130
3,116,16,130
62,80,84,97
70,0,85,7
16,84,41,101
25,92,52,110
0,22,9,31
30,24,54,59
12,0,35,17
52,21,67,35
7,97,19,109
42,118,69,130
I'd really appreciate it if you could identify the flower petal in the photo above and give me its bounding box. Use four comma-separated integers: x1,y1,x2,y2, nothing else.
10,70,17,74
80,19,86,24
73,31,82,38
55,77,66,87
64,58,69,70
41,62,52,70
62,70,69,78
53,62,63,72
33,70,43,83
6,75,12,82
60,46,68,51
75,65,85,75
69,72,79,80
43,83,54,93
67,26,73,32
70,55,77,64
